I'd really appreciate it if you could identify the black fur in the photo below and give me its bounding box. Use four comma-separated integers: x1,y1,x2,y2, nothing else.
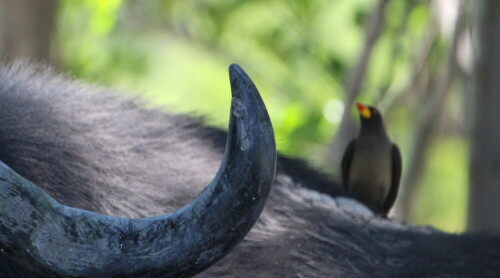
0,62,498,277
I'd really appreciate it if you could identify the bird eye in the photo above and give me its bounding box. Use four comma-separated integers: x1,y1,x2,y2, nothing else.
372,109,378,115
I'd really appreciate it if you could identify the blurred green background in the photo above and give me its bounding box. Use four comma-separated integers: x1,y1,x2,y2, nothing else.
4,0,473,232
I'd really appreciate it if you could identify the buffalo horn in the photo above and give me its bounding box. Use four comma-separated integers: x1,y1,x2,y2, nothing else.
0,64,276,277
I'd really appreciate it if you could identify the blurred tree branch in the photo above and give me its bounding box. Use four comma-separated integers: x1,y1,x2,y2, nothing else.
379,22,438,110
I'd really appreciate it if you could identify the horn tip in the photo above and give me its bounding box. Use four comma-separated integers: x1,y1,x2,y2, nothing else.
228,63,256,98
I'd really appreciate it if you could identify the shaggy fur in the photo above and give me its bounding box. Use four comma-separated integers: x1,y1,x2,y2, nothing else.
0,62,498,277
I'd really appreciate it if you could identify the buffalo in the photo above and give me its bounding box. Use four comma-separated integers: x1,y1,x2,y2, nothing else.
0,62,498,277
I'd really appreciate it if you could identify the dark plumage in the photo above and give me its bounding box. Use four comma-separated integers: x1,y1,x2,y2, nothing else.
342,103,402,215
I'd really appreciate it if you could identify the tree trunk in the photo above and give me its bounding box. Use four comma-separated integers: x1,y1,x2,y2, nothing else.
468,0,500,233
0,0,58,63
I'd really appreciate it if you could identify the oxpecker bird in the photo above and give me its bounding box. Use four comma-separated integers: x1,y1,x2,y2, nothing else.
341,103,402,216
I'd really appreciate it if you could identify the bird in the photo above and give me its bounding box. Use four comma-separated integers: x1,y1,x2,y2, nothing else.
341,103,402,216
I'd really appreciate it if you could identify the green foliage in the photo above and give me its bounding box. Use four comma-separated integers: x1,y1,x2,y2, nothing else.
412,138,468,232
54,1,350,155
57,0,147,83
57,0,431,158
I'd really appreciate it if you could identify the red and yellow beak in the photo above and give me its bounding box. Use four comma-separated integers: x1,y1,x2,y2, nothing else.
355,103,371,119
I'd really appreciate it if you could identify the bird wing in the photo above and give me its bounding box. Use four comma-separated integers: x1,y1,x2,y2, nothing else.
341,139,356,191
381,144,402,214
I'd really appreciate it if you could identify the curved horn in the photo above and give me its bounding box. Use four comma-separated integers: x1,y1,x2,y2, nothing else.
0,64,276,277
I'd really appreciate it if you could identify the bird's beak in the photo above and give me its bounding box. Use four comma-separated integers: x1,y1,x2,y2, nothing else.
355,103,371,119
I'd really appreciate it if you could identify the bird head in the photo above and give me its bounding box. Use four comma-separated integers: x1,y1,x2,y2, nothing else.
355,103,385,133
355,102,383,120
